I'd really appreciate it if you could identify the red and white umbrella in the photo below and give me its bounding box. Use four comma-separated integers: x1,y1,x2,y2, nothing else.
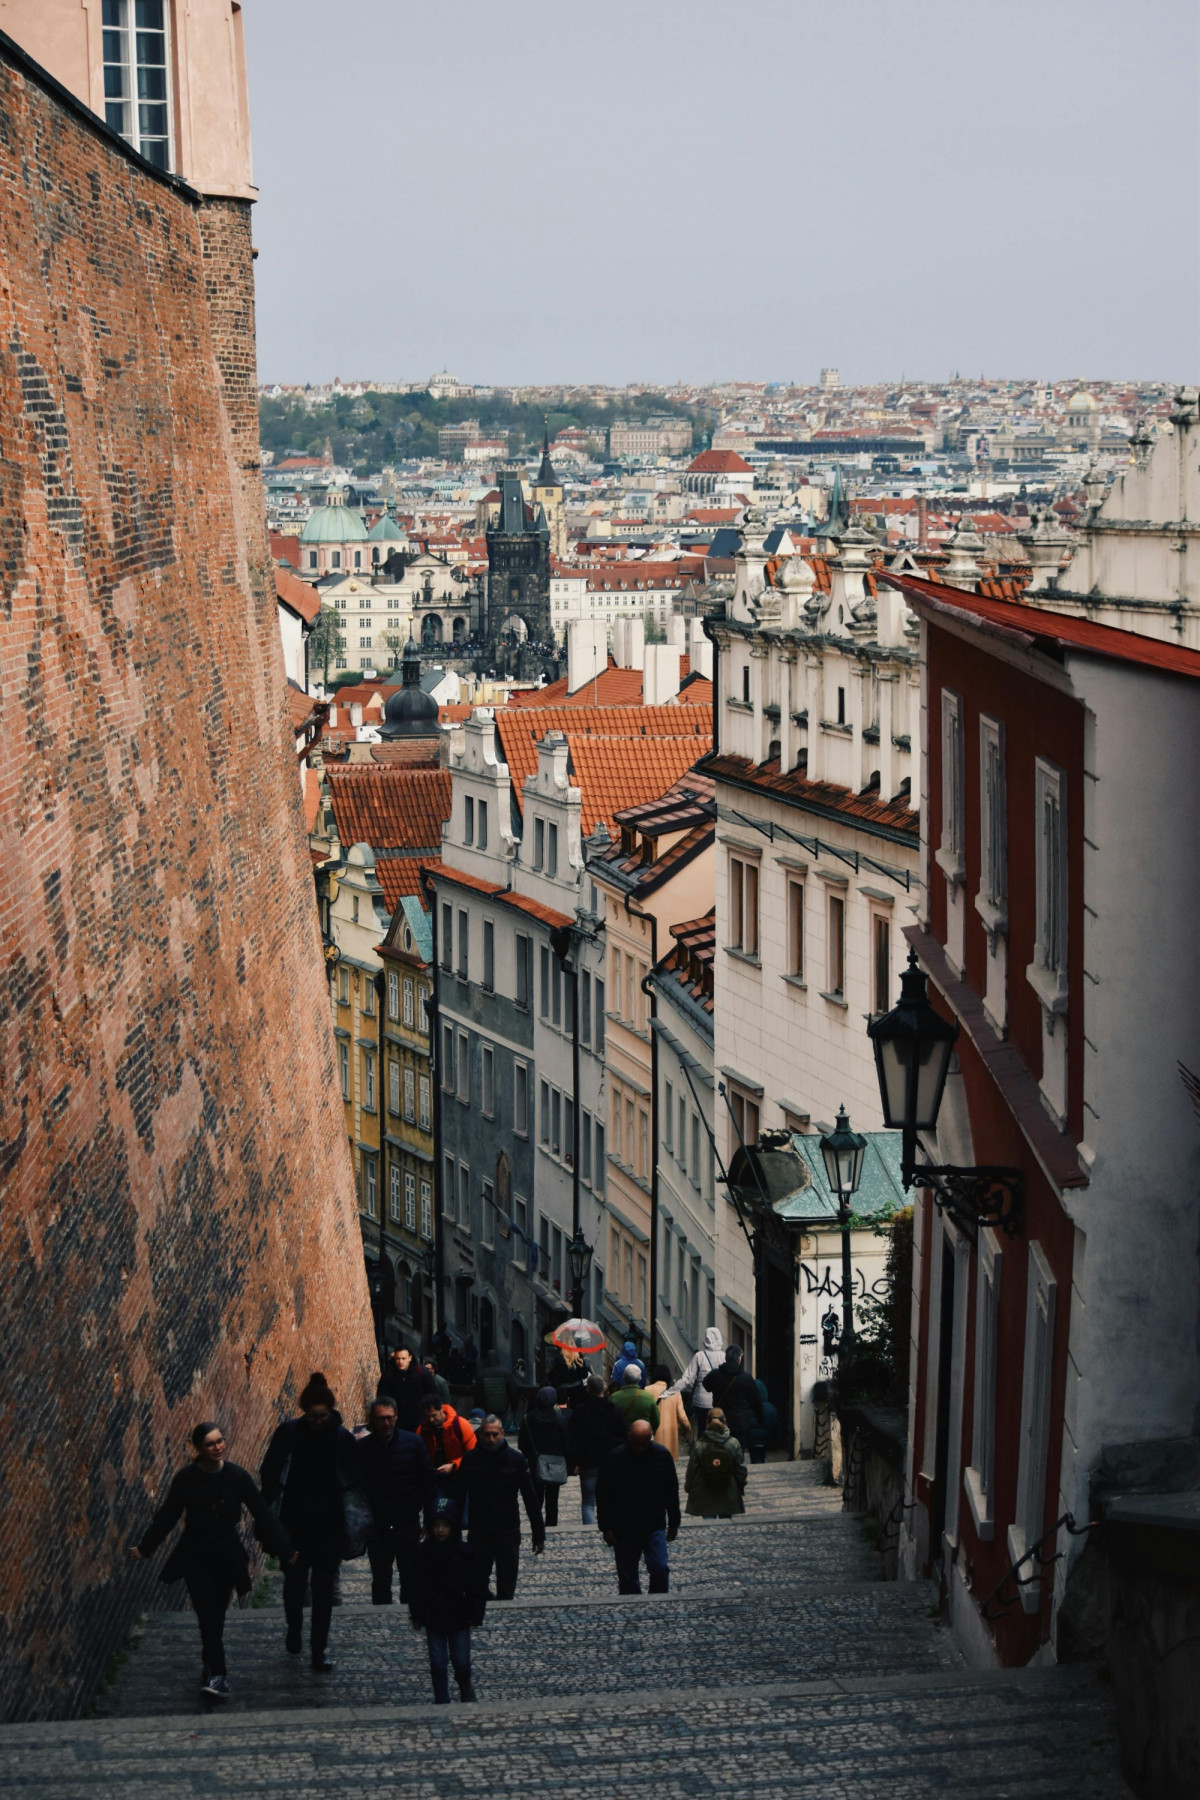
547,1318,606,1353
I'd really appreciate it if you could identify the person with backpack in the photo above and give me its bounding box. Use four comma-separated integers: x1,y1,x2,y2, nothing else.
568,1374,627,1524
129,1419,292,1700
662,1326,725,1430
610,1339,644,1387
684,1407,748,1519
416,1394,476,1497
406,1495,487,1704
259,1373,360,1672
518,1386,572,1528
702,1344,764,1450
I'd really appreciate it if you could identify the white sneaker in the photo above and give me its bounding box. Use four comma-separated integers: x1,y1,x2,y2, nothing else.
201,1674,230,1698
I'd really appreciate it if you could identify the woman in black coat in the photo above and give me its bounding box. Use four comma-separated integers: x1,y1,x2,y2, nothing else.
130,1419,292,1700
518,1386,572,1528
260,1373,358,1672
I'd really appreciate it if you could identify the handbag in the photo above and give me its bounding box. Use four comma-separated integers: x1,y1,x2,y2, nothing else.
536,1453,569,1485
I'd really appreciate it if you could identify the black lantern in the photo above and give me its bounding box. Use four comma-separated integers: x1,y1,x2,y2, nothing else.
866,947,1023,1236
567,1226,593,1319
867,948,958,1133
820,1106,868,1201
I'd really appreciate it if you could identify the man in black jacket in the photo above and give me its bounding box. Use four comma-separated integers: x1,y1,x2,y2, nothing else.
568,1374,628,1525
378,1346,437,1432
595,1419,680,1594
702,1345,764,1451
354,1395,435,1604
454,1414,544,1599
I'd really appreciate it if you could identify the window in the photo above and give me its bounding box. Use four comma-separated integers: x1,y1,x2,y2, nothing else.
337,963,350,1005
664,1081,674,1151
836,685,846,725
787,879,805,980
457,1163,470,1230
940,690,965,876
564,1095,575,1166
691,1114,701,1187
418,1074,431,1130
364,1157,377,1218
540,945,552,1018
610,1228,621,1292
564,968,575,1034
481,1179,494,1248
482,1045,494,1115
362,972,375,1015
729,855,759,956
338,1041,349,1100
980,717,1007,916
477,801,488,851
483,920,494,990
552,1225,564,1292
626,1098,634,1168
1035,760,1067,976
1013,1243,1058,1600
594,1121,605,1192
515,935,532,1008
534,818,545,870
389,1163,402,1223
363,1053,376,1112
419,1181,432,1239
547,823,559,878
552,1089,562,1155
457,910,469,980
638,1108,649,1179
418,987,428,1032
625,1240,634,1306
354,551,362,570
581,1108,593,1182
827,892,846,997
611,1087,622,1161
581,972,592,1045
872,912,891,1016
595,980,605,1051
540,1080,551,1146
387,968,400,1021
309,551,318,569
403,1066,415,1122
512,1196,528,1268
514,1061,529,1135
404,1170,417,1231
464,796,475,845
730,1089,760,1149
456,1030,470,1102
552,957,562,1027
625,956,635,1023
403,976,414,1027
967,1231,1003,1536
442,1153,456,1217
440,903,453,972
102,0,171,170
678,1094,687,1172
388,1057,401,1115
539,1215,551,1280
611,948,622,1017
741,664,751,704
441,1022,454,1092
637,1252,647,1320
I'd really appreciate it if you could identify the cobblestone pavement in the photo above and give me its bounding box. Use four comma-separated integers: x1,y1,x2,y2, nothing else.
0,1457,1132,1797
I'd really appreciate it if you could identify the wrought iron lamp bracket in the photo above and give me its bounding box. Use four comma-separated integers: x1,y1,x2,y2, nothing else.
904,1160,1024,1238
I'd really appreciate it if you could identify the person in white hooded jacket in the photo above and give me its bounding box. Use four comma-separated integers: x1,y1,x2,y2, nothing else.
662,1327,725,1428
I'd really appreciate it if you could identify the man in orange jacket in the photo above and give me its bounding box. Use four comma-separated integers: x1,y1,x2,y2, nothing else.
418,1395,477,1497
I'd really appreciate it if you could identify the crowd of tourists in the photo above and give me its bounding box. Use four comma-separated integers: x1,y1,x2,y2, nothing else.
128,1330,775,1707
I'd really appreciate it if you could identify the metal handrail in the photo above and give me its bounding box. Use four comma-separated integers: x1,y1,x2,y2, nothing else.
979,1512,1097,1622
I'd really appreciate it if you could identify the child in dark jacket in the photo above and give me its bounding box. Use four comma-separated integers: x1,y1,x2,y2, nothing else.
407,1496,487,1703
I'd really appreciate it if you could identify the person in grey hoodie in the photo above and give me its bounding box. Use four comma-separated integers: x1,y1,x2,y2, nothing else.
663,1326,725,1429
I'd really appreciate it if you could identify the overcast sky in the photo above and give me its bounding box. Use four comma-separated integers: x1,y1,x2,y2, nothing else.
244,0,1198,387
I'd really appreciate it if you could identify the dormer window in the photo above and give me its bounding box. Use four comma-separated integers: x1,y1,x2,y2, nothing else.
547,823,558,878
464,796,474,845
478,800,488,851
534,818,545,869
742,665,751,705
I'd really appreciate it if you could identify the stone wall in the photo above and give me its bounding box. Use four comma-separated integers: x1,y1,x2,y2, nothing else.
0,43,376,1719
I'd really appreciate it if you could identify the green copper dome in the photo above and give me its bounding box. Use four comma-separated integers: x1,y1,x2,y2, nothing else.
368,509,406,542
300,498,369,544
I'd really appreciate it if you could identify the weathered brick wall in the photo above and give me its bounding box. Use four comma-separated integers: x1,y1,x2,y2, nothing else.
0,50,377,1719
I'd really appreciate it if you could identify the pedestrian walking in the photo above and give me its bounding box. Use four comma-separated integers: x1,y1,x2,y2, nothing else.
129,1420,292,1700
751,1376,778,1463
646,1365,690,1459
406,1496,487,1705
455,1414,544,1599
610,1339,644,1386
518,1386,571,1528
545,1343,587,1405
423,1358,451,1404
354,1395,435,1605
417,1394,477,1496
662,1326,725,1430
702,1345,764,1450
611,1364,661,1432
595,1419,681,1594
474,1348,516,1421
259,1373,358,1672
684,1407,748,1519
567,1374,627,1524
378,1346,436,1432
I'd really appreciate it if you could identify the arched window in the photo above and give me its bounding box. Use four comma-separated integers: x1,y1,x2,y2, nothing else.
332,551,341,569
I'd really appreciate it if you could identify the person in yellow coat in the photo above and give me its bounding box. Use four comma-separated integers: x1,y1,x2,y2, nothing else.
647,1365,691,1459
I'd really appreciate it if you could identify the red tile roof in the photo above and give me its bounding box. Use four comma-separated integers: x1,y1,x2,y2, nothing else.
325,765,451,852
275,562,321,624
881,571,1200,683
687,449,754,474
566,736,713,836
506,657,709,710
492,707,713,835
420,861,574,931
703,752,918,838
658,908,716,1015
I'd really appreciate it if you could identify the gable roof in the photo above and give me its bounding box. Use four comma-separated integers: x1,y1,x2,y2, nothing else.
491,707,713,836
506,656,709,710
275,562,321,625
325,765,451,853
687,449,754,474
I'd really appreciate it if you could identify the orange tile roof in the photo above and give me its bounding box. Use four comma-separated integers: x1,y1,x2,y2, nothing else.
505,657,708,710
492,706,713,834
566,736,713,836
275,562,321,625
703,752,918,839
687,449,753,474
420,861,574,931
325,765,451,852
376,858,428,911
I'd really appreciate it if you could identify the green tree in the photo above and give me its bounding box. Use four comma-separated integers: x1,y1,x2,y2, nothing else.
309,605,346,688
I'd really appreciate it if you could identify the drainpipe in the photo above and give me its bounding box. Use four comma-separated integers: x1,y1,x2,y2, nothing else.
418,867,446,1337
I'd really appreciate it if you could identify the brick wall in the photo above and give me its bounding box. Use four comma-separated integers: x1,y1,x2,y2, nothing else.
0,48,377,1718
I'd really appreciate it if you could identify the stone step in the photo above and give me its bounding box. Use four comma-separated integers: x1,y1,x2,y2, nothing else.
94,1580,961,1719
1,1669,1131,1797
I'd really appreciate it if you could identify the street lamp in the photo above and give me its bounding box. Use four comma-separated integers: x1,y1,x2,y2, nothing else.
820,1106,867,1370
567,1226,594,1320
867,947,1023,1235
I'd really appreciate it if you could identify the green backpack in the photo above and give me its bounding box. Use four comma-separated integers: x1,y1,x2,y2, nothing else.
697,1438,735,1486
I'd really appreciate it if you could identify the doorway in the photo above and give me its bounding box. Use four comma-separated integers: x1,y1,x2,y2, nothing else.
479,1297,495,1359
760,1252,795,1458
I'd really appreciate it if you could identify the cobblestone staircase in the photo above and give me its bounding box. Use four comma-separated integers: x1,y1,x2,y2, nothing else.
0,1459,1131,1797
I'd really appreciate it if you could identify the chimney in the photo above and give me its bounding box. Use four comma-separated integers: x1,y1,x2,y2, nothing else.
328,704,338,727
643,644,680,706
688,618,713,681
350,702,363,728
567,619,607,696
612,617,645,670
666,615,687,652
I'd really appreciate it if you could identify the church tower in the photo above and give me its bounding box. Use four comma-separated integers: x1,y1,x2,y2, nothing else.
531,426,567,560
485,468,552,646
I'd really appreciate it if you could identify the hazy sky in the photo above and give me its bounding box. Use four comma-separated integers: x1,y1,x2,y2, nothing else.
244,0,1198,386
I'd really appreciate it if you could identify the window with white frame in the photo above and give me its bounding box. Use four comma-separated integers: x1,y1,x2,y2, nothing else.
534,818,545,870
363,1053,376,1112
364,1157,378,1218
511,1195,528,1268
515,935,532,1009
456,1030,470,1102
457,1163,470,1230
940,689,965,876
404,1170,417,1231
440,903,453,972
664,1081,674,1152
787,878,805,980
441,1022,454,1092
611,947,622,1017
389,1163,402,1223
540,944,552,1019
102,0,172,170
338,964,350,1005
729,1087,760,1151
966,1230,1003,1537
729,854,760,956
581,1108,593,1183
387,968,400,1022
388,1057,401,1115
514,1061,529,1135
419,1074,431,1130
457,910,469,980
418,985,428,1032
419,1180,432,1239
338,1041,349,1100
403,976,414,1027
980,717,1007,918
442,1153,455,1217
1012,1243,1058,1601
547,823,559,878
595,978,605,1051
464,795,475,845
691,1113,701,1187
403,1066,415,1122
540,1080,552,1146
481,1044,494,1116
478,800,488,850
827,892,846,998
871,911,891,1017
1034,759,1067,979
482,920,494,991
